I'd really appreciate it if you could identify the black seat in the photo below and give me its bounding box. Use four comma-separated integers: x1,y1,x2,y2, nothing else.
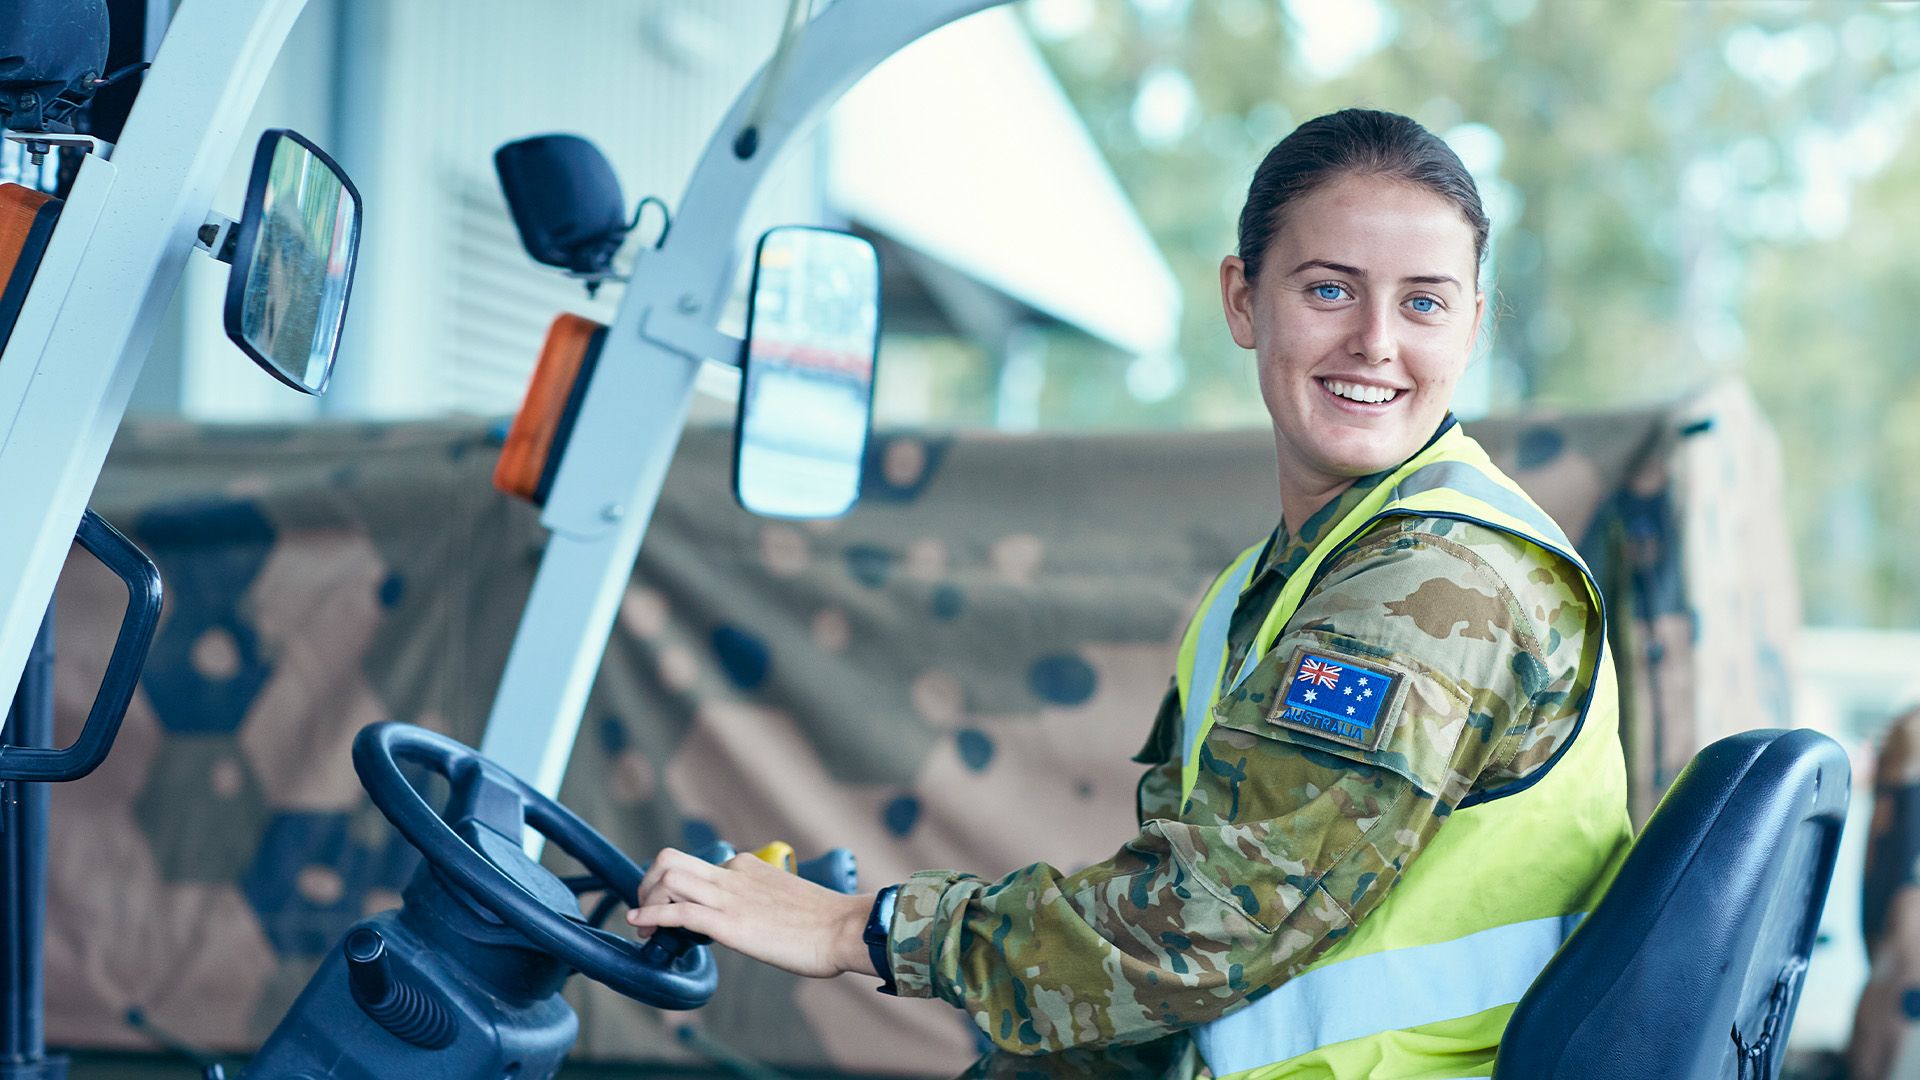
1495,728,1849,1080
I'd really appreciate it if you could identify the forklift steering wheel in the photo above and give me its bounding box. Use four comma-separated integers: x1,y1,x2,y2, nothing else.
351,721,718,1010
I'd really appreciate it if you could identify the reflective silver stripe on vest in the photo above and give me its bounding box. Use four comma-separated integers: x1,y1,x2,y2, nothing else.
1388,461,1574,553
1193,913,1581,1076
1182,553,1261,768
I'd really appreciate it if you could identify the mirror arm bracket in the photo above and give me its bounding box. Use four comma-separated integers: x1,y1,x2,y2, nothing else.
3,130,114,164
640,308,744,369
194,210,239,264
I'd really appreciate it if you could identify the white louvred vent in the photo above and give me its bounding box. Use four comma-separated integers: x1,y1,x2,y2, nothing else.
439,172,621,416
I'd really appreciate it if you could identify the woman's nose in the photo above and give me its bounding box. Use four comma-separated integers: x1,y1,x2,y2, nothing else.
1347,303,1396,365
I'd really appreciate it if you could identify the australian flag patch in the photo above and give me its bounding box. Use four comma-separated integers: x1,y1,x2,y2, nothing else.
1271,647,1403,752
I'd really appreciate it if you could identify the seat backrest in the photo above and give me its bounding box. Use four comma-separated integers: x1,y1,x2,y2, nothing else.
1495,728,1849,1080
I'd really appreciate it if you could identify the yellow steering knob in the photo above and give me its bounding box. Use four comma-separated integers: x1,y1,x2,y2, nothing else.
751,841,796,873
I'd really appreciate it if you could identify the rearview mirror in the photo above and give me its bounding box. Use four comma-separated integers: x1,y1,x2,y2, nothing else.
734,227,880,520
223,128,362,395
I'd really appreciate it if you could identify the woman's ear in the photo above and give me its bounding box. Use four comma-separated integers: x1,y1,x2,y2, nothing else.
1219,255,1258,350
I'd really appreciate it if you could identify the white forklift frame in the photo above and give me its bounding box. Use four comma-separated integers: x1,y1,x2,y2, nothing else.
0,0,1010,805
0,6,1862,1076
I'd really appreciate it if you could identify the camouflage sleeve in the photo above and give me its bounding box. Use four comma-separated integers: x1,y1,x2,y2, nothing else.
887,517,1596,1057
955,1031,1199,1078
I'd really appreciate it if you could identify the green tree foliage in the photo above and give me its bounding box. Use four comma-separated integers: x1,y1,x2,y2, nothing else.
1012,0,1920,626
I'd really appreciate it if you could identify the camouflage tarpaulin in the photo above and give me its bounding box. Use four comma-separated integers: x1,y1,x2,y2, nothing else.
1473,378,1802,823
43,378,1796,1074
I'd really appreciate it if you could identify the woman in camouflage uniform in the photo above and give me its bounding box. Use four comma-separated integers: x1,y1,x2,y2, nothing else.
631,109,1632,1080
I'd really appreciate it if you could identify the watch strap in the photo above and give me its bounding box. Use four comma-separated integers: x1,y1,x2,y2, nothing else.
864,884,901,993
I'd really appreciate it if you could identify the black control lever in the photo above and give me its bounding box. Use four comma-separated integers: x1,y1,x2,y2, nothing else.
344,927,455,1049
797,848,858,895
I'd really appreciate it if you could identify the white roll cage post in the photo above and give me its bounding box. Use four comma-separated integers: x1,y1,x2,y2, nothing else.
0,0,1010,803
480,0,1013,805
0,0,309,723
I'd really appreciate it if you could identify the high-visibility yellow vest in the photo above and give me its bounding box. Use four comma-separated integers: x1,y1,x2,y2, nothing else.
1173,424,1631,1079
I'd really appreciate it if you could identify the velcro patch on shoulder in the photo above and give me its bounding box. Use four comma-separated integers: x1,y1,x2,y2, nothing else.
1268,645,1406,752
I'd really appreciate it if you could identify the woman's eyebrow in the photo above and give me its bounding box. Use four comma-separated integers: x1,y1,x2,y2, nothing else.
1288,259,1462,291
1289,259,1365,278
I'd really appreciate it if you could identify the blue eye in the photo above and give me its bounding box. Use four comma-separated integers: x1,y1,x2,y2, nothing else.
1313,284,1347,302
1409,296,1439,314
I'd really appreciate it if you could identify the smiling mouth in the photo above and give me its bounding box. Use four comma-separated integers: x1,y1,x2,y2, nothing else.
1318,377,1402,405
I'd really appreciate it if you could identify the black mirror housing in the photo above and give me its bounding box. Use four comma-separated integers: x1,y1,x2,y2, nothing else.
222,128,362,396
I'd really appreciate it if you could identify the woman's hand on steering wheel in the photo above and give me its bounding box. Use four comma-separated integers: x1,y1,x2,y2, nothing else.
627,846,877,980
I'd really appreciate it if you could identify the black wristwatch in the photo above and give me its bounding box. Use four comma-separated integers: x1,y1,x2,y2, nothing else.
864,884,901,994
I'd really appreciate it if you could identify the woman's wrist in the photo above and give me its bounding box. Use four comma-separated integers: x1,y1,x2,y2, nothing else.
838,891,880,976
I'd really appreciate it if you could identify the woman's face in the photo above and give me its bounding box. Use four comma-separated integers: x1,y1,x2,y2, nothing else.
1220,173,1484,491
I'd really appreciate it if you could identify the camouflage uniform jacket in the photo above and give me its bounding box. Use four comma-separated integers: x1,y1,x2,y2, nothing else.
887,468,1602,1076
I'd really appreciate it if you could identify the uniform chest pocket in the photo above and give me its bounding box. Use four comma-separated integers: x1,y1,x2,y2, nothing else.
1207,630,1477,805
